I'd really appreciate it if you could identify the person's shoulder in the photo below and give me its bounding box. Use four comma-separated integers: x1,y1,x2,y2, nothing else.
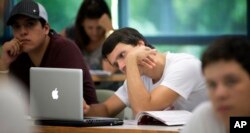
166,53,200,72
48,30,83,58
50,30,70,42
187,101,220,126
192,101,213,116
167,52,201,70
180,102,213,133
167,52,197,61
49,30,78,48
181,102,226,133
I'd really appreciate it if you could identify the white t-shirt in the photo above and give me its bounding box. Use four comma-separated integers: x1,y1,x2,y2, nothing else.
181,101,226,133
115,52,208,111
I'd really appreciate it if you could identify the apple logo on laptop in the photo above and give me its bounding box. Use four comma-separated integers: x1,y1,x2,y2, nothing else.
52,88,59,100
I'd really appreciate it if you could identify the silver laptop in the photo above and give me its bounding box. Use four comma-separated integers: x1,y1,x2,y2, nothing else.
30,67,123,126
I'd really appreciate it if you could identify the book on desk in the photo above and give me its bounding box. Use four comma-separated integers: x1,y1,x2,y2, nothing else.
136,110,192,126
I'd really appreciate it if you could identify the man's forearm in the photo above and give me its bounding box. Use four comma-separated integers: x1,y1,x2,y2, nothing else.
126,57,151,114
85,103,110,117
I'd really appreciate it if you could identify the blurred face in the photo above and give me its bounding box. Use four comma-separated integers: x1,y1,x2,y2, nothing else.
82,18,105,41
204,60,250,125
11,15,49,53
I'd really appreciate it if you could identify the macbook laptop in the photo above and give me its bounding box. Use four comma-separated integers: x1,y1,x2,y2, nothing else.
30,67,123,126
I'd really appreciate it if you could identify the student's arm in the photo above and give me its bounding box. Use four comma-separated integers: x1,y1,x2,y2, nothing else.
126,63,179,115
0,38,22,71
125,46,179,115
0,39,22,81
84,94,126,117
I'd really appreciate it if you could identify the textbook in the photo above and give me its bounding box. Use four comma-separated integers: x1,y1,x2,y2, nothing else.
136,110,192,126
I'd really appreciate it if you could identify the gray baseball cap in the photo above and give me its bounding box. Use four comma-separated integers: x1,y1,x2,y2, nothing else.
7,0,48,25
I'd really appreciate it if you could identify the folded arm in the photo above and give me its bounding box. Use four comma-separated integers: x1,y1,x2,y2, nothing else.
125,46,179,115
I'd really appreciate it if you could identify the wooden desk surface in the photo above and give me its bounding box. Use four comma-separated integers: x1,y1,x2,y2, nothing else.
91,74,126,82
37,124,181,133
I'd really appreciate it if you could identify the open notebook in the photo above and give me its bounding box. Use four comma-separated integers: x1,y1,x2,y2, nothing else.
136,110,192,126
29,67,123,126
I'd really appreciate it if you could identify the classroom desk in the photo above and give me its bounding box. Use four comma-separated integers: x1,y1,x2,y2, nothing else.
91,74,126,82
37,124,181,133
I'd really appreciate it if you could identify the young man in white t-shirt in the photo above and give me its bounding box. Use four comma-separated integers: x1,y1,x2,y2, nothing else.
83,27,208,117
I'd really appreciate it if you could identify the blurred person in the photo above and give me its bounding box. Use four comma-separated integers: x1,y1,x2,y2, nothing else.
83,27,208,117
181,36,250,133
0,77,33,133
61,0,120,90
0,0,98,104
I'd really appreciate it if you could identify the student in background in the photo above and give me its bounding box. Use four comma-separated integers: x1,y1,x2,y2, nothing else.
0,0,98,104
61,0,115,72
83,27,208,117
181,36,250,133
61,0,120,90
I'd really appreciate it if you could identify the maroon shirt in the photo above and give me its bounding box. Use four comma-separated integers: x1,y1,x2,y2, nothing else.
9,30,98,104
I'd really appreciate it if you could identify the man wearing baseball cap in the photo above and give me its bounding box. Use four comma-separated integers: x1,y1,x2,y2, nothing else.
0,0,98,104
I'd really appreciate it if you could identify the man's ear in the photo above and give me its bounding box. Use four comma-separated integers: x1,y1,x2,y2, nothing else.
44,23,50,35
137,40,145,46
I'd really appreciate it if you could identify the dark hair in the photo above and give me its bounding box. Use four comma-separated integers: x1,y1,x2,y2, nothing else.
39,18,47,27
75,0,111,50
201,36,250,74
102,27,155,59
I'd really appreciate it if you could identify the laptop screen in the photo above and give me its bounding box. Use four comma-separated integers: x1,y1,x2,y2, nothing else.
30,67,83,121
